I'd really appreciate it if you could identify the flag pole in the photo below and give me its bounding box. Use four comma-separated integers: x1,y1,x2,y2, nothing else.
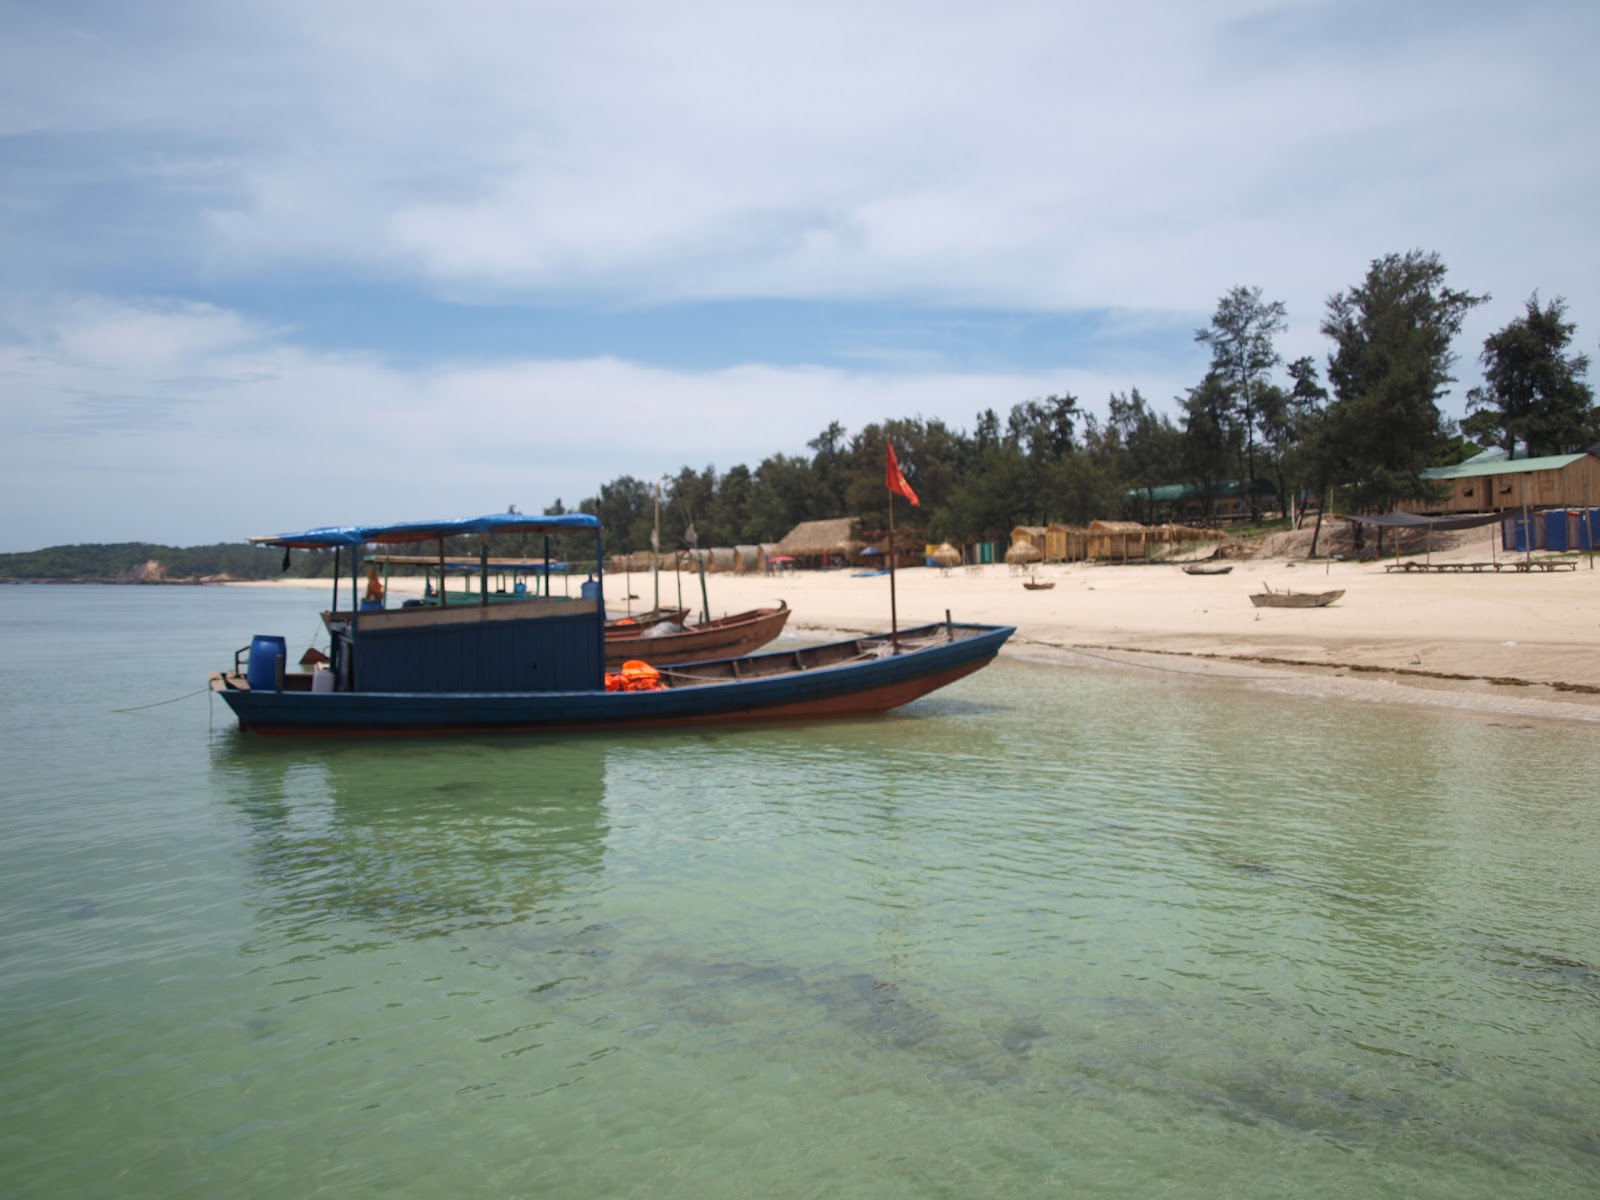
888,488,899,653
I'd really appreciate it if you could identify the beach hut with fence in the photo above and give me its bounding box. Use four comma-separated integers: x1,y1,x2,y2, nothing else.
774,518,864,569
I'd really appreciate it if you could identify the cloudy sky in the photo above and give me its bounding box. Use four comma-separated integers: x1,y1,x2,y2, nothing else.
2,0,1596,551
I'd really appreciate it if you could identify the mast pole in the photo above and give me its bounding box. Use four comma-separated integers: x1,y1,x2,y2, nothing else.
888,492,900,653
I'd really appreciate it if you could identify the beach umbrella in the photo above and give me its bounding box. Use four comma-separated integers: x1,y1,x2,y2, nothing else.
930,543,961,566
1004,542,1043,565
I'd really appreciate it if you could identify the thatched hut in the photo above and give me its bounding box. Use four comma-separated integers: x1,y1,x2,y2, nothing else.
1047,523,1088,562
1004,541,1043,565
928,542,962,567
1010,526,1048,556
1086,520,1149,561
733,545,762,574
774,518,863,568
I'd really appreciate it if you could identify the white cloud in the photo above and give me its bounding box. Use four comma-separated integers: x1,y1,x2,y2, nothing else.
8,1,1596,320
1,296,1156,550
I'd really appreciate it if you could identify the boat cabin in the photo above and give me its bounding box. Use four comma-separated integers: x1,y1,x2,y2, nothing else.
247,513,607,695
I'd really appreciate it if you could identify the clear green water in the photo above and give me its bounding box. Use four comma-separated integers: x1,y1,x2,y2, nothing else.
1,585,1597,1198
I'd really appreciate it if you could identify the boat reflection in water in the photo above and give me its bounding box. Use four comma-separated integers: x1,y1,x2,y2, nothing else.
211,738,610,943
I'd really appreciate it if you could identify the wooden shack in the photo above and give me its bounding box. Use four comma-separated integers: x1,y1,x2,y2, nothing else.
1046,523,1088,562
1408,450,1600,516
1010,526,1048,556
1087,520,1150,561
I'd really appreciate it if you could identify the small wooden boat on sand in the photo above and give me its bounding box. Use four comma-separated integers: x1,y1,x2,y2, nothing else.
1022,579,1055,591
1182,562,1233,575
1249,585,1344,608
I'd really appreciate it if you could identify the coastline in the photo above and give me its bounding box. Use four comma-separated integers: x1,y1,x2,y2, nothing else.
227,550,1600,725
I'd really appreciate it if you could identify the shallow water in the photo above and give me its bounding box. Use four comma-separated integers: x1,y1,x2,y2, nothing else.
1,585,1597,1198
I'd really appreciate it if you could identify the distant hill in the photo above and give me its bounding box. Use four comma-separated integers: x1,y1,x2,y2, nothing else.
0,542,334,583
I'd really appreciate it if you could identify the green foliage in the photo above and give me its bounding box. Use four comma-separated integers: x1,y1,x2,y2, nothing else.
0,542,316,581
1463,294,1597,457
1316,250,1488,510
1196,285,1288,516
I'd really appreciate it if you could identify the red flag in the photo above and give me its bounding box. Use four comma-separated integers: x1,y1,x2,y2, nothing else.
886,441,920,506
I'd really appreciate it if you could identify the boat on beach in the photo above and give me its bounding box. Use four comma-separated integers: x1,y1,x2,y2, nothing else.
1249,585,1344,608
211,513,1013,736
1181,562,1233,575
602,603,790,666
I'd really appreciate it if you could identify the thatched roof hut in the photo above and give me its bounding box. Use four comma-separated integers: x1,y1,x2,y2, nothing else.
690,547,736,572
1010,526,1048,554
1004,541,1043,565
733,545,762,574
775,518,863,566
1046,524,1088,562
929,542,962,567
1087,520,1150,561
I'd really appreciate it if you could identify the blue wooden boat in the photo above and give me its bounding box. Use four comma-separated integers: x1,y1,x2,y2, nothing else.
212,513,1013,736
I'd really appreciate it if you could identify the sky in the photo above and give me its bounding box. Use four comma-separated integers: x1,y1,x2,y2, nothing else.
2,0,1597,551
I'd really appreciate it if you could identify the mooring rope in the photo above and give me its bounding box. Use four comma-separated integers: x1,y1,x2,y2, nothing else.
111,686,213,713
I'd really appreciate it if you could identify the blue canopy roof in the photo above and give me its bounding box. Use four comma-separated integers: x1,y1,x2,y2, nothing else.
251,512,601,549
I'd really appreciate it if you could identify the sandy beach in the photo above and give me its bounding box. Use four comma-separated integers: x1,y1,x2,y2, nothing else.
235,534,1600,725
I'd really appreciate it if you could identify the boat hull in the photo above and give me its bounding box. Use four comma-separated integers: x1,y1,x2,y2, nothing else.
1249,589,1343,607
213,623,1013,736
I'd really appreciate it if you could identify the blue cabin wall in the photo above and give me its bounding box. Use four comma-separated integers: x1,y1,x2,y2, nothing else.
353,610,603,692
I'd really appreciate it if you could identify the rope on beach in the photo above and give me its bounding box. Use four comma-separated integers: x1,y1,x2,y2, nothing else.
111,686,213,713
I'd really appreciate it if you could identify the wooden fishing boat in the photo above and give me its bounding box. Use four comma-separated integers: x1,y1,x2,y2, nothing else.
1249,586,1344,608
213,514,1012,736
607,607,689,631
1181,562,1233,575
603,603,790,667
1021,579,1055,590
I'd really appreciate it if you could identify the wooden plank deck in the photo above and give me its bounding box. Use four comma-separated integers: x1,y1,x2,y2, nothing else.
1383,559,1579,573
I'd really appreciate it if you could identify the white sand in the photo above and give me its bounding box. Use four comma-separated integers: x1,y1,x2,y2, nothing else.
231,538,1600,724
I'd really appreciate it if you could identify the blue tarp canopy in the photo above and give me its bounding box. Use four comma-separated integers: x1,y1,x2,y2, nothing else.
1347,511,1503,531
251,512,601,549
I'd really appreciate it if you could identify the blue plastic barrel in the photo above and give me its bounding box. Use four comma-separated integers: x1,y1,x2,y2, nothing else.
246,635,287,691
580,577,601,601
1545,510,1569,552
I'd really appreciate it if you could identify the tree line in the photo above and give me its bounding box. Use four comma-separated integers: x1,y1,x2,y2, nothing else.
557,249,1597,556
6,249,1595,577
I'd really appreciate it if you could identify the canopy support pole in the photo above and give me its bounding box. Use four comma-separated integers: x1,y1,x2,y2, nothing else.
888,492,900,653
